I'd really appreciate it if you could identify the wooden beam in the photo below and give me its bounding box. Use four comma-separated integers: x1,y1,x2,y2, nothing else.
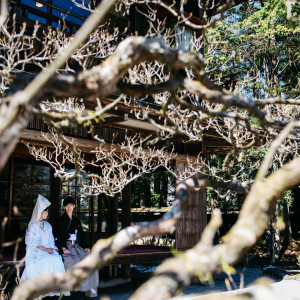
111,251,174,264
20,128,204,162
94,114,128,127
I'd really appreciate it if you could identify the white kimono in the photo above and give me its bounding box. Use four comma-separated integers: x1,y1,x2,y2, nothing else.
20,195,69,297
20,220,65,281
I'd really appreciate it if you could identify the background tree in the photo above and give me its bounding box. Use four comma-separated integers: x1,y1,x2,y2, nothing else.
203,0,299,261
205,0,299,98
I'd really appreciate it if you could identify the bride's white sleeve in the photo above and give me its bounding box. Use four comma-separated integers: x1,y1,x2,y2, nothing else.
25,223,40,263
46,222,58,250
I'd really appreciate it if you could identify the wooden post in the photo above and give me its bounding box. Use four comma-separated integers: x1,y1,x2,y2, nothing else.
122,182,131,228
51,171,61,222
97,195,102,234
90,195,95,244
8,158,14,234
175,161,207,251
111,195,118,234
46,0,52,26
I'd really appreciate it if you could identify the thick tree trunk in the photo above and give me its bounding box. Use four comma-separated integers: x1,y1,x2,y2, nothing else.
266,206,281,264
280,202,290,257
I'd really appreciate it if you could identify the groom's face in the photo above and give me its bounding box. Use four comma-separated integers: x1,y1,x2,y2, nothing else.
64,203,75,215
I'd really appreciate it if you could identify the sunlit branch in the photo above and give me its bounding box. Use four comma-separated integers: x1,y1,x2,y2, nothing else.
129,156,300,300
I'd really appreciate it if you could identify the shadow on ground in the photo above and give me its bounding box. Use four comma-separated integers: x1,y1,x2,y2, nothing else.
97,264,278,300
43,263,300,300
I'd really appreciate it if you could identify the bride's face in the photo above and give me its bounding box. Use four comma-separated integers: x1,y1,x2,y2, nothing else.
40,209,48,221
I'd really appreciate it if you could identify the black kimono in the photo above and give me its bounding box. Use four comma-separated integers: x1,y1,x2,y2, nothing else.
54,213,88,251
53,213,99,292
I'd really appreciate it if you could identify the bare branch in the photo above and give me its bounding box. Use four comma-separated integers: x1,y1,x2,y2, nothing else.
24,130,175,196
0,0,8,28
0,0,115,170
256,120,300,180
129,156,300,300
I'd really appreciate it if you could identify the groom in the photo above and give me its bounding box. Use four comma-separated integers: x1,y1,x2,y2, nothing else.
53,196,99,297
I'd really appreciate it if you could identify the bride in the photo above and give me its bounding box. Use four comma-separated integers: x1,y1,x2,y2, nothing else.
20,194,70,297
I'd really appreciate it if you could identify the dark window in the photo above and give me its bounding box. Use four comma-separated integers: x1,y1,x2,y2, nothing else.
0,183,9,213
12,159,51,230
61,169,92,232
52,0,89,19
97,193,122,235
21,0,47,12
0,161,10,181
18,0,89,31
0,161,10,212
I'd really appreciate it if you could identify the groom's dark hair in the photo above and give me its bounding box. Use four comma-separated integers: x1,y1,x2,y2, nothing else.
63,196,76,207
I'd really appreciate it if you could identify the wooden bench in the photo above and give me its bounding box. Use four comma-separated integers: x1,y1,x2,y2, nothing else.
100,245,175,284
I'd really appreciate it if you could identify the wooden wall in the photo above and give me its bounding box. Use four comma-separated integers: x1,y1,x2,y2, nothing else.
175,161,207,251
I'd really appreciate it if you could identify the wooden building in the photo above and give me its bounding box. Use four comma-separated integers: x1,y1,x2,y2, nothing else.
1,0,232,269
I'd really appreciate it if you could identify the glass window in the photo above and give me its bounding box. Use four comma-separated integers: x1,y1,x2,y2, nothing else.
131,171,175,209
51,0,89,29
19,0,89,30
175,26,195,52
52,9,84,26
0,159,52,246
13,161,32,183
18,209,32,233
98,213,107,232
60,169,92,232
33,184,50,200
79,211,89,231
12,160,51,229
33,165,51,184
0,161,10,181
97,193,122,235
12,184,32,207
28,13,47,24
80,194,90,209
21,0,47,12
52,0,90,18
0,183,9,207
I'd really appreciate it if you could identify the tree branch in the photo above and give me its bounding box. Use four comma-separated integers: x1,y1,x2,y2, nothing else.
129,156,300,300
0,0,8,28
0,0,115,170
256,120,300,180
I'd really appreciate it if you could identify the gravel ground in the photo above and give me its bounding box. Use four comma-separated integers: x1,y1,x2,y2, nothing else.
52,264,299,300
97,265,300,300
271,280,300,300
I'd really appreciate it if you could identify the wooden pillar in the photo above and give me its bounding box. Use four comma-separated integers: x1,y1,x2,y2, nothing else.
121,184,132,281
46,0,52,26
108,195,118,234
175,161,207,251
90,195,95,244
122,183,131,228
8,158,14,234
51,172,61,222
97,195,103,233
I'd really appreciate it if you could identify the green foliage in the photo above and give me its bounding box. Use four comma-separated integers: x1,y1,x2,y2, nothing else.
131,170,175,208
151,192,161,207
206,147,268,212
205,0,300,99
204,1,299,214
281,190,293,205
